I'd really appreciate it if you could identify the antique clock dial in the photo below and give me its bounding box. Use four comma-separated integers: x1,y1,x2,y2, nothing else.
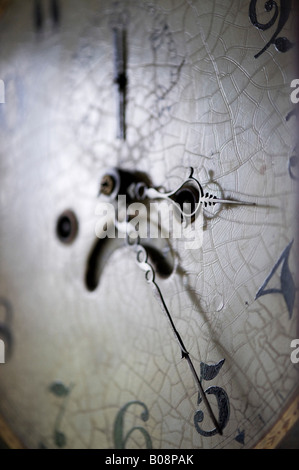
0,0,298,449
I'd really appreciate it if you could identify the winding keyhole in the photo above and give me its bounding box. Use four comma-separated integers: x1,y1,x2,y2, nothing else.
56,210,78,244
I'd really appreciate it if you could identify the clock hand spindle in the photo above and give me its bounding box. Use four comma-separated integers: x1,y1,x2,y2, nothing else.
126,232,223,436
113,27,127,140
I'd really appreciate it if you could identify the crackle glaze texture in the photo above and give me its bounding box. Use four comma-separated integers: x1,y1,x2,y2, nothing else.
0,0,297,449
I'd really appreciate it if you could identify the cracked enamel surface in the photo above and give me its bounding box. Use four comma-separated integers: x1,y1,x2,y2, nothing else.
0,0,297,448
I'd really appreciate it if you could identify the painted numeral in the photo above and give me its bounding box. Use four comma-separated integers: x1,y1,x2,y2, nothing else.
113,400,152,449
255,240,295,318
34,0,60,31
194,360,230,437
249,0,293,58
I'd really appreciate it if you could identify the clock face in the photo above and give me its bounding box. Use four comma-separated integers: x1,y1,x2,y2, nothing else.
0,0,298,449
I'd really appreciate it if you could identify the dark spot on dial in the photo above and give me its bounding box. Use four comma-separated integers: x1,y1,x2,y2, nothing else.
56,210,78,244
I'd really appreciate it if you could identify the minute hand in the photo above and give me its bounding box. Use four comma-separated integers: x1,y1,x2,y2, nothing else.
127,235,223,436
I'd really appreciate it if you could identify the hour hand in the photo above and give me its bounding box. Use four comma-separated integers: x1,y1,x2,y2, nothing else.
128,168,257,223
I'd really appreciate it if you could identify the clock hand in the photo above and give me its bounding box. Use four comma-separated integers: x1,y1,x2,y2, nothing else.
99,167,258,232
113,27,127,140
128,167,256,223
126,230,223,436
